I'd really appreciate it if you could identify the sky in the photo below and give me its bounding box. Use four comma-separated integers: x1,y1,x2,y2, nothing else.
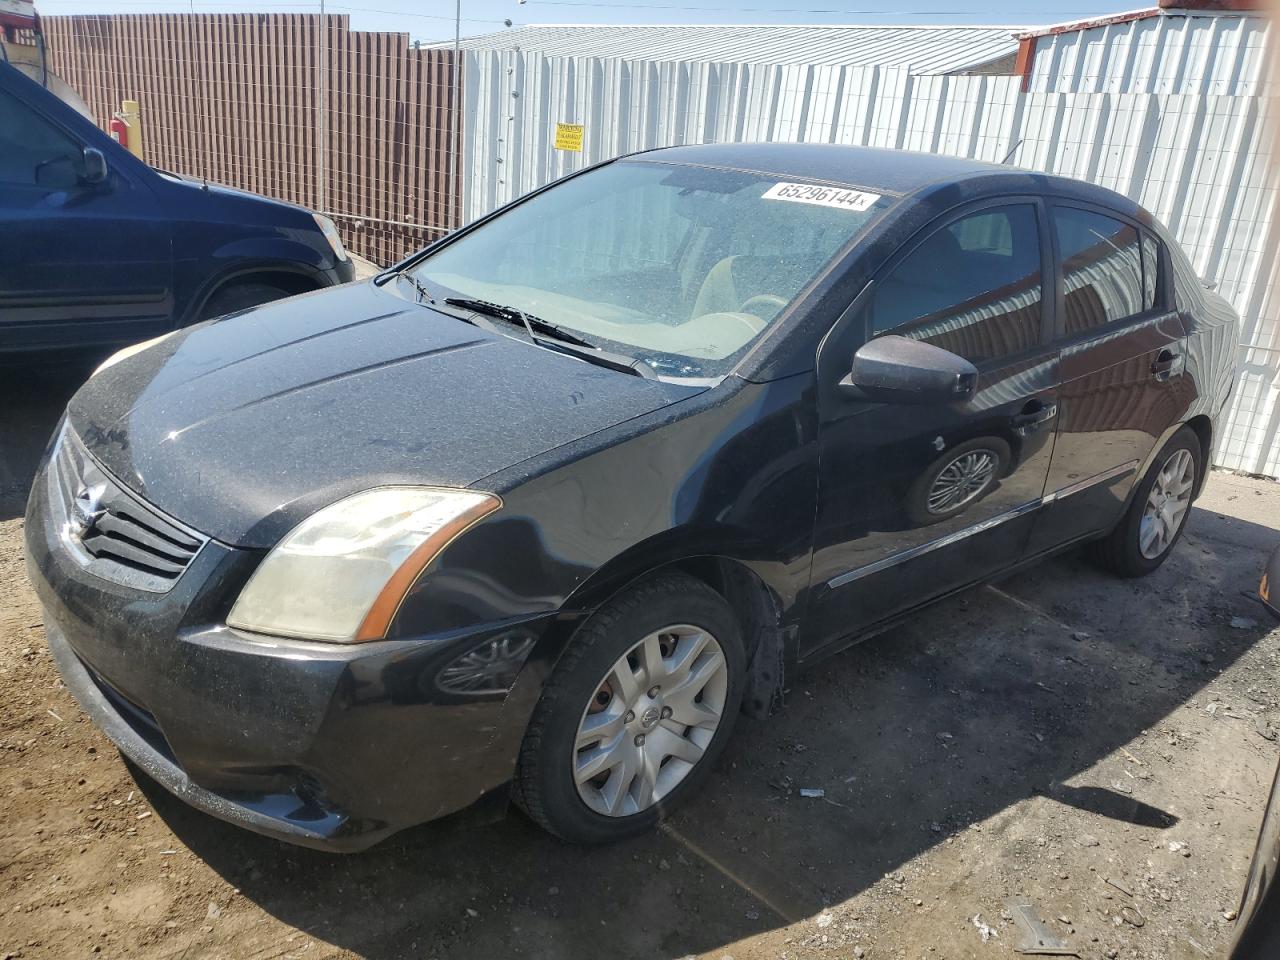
33,0,1148,44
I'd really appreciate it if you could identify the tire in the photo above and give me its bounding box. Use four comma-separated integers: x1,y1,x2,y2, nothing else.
513,573,745,843
197,282,292,321
1091,426,1201,578
904,436,1011,526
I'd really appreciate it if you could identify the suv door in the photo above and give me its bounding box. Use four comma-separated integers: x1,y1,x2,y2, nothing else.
1026,203,1189,552
804,200,1060,657
0,68,172,352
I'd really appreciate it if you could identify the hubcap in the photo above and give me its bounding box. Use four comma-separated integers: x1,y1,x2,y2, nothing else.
927,449,997,514
1139,447,1194,559
574,625,728,817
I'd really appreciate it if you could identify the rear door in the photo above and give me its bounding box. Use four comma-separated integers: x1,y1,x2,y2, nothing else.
0,69,172,352
1027,203,1188,551
804,198,1060,656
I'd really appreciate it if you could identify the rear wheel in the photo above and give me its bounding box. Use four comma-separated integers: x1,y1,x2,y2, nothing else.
513,574,744,842
198,281,293,321
1091,426,1201,577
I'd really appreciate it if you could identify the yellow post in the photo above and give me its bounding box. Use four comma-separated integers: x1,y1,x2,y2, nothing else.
120,99,144,161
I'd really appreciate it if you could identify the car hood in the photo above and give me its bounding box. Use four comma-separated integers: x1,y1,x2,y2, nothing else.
68,282,701,548
159,169,306,210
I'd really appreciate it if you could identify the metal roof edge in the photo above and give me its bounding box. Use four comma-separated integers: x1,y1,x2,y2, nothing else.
504,22,1033,31
1015,5,1268,40
438,23,1033,50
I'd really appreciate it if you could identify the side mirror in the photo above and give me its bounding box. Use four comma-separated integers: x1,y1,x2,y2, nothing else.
841,335,978,405
79,147,108,185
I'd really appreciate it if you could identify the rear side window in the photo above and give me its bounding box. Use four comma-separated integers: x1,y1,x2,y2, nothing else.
1141,231,1163,310
869,204,1044,364
0,87,81,190
1053,207,1144,334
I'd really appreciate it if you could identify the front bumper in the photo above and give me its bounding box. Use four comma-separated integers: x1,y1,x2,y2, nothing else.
330,257,356,285
24,446,552,852
44,620,372,849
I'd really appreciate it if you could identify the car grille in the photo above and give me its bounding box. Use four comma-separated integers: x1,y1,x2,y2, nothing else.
48,426,208,592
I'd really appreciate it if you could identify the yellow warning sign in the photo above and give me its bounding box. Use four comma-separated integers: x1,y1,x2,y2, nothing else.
554,122,584,152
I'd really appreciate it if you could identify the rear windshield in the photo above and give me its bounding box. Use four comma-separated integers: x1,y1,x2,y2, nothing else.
413,160,895,378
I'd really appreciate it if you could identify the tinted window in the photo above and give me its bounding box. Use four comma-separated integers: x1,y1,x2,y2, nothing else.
0,87,80,189
1141,231,1162,311
1054,207,1144,333
869,205,1043,363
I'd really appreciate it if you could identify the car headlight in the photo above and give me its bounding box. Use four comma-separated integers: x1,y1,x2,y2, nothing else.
312,213,349,262
226,487,500,643
93,331,175,377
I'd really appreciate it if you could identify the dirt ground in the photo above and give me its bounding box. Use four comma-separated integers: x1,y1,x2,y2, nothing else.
2,362,1279,960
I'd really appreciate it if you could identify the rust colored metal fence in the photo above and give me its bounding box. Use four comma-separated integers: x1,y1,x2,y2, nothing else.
41,13,459,266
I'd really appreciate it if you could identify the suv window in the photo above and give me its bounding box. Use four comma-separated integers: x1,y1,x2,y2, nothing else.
869,204,1044,364
1054,207,1145,334
0,86,81,190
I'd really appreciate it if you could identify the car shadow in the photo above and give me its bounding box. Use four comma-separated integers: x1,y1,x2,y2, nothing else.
0,359,95,522
130,505,1279,960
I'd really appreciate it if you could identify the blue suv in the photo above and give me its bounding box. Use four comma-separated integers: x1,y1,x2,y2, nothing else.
0,61,354,355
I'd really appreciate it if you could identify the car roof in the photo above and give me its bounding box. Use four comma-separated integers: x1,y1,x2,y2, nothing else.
635,142,1130,211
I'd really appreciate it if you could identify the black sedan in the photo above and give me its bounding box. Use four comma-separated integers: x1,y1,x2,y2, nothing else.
25,144,1239,850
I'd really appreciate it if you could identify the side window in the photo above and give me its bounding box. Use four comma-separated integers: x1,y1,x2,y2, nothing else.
869,204,1044,364
0,87,81,190
1053,207,1144,334
1141,231,1163,311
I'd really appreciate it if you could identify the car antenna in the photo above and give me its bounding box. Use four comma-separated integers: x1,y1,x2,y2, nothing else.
1001,138,1024,165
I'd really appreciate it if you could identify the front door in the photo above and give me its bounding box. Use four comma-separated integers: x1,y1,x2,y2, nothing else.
0,70,171,352
1027,203,1190,552
804,199,1060,657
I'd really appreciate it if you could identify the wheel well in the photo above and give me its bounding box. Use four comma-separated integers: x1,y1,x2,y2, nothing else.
194,270,321,322
649,557,786,719
1185,415,1213,497
215,270,319,299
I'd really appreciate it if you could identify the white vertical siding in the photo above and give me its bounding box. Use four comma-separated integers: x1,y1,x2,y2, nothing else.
463,51,1280,476
1027,12,1272,96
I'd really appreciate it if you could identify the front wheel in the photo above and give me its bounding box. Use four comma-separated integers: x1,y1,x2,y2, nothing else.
513,574,744,843
1091,427,1201,577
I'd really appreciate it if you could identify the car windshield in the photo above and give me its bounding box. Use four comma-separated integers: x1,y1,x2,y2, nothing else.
412,159,895,378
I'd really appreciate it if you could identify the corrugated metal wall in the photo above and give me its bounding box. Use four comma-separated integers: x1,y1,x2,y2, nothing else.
42,13,460,265
462,51,1279,476
1026,12,1272,95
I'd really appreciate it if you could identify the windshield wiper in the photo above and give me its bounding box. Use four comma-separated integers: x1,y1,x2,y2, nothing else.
444,298,596,349
377,266,432,305
443,297,655,379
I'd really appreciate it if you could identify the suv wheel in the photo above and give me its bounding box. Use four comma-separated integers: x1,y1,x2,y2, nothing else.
1091,426,1201,577
513,573,744,842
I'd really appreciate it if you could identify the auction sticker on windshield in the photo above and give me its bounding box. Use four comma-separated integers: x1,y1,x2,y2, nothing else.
762,182,880,212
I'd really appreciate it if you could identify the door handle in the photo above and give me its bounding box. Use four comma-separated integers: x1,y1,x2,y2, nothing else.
1012,400,1058,436
1151,349,1181,383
